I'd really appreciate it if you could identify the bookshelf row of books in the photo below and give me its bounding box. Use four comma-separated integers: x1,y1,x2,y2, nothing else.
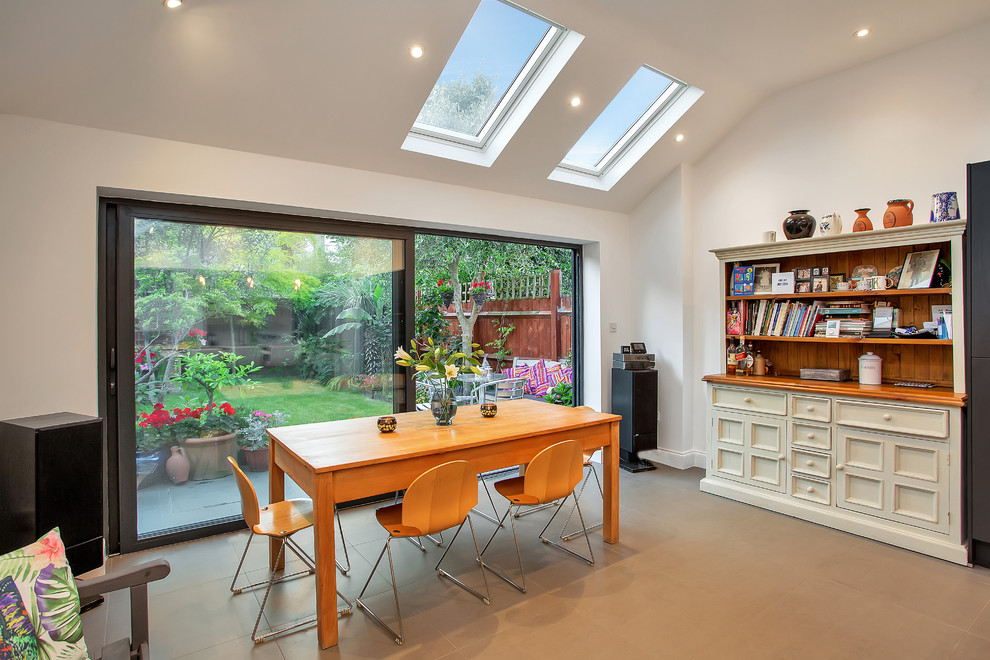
727,299,877,338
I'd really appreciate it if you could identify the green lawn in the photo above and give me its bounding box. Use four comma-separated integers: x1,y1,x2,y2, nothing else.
158,374,392,425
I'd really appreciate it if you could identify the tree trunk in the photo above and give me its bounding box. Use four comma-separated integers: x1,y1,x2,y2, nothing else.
449,257,484,354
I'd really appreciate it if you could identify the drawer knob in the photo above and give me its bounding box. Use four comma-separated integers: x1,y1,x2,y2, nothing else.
778,454,785,461
806,460,814,467
807,486,815,493
807,433,815,439
806,405,815,412
744,397,753,403
882,413,892,421
836,464,845,470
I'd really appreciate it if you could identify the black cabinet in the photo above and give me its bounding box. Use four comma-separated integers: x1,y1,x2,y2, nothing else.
0,413,104,573
967,159,990,566
610,368,658,470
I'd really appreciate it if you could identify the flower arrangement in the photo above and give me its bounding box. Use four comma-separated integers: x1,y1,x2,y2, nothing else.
395,339,483,424
240,409,289,450
468,281,492,295
436,279,454,293
136,402,240,450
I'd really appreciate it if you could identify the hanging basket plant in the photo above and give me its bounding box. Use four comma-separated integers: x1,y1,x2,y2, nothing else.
437,279,454,307
469,281,492,306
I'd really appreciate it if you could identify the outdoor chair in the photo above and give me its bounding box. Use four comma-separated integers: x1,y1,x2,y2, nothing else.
78,559,171,660
356,460,490,645
471,376,526,404
479,440,595,593
226,456,351,643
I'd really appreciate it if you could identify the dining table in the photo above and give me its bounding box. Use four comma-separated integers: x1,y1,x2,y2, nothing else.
267,398,622,649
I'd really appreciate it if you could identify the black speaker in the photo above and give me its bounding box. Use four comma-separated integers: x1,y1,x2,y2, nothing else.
611,368,658,471
0,413,104,573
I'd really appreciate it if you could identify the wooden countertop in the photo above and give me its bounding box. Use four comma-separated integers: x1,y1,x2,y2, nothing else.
702,373,967,407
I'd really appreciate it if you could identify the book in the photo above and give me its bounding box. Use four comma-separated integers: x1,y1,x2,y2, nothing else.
732,266,755,296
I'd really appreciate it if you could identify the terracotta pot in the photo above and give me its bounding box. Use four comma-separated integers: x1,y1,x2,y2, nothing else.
241,446,270,472
852,208,873,232
181,432,237,480
882,199,914,228
165,446,190,484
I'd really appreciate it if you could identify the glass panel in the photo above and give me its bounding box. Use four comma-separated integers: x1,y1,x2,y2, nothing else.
413,234,575,408
562,66,674,170
414,0,552,138
132,220,398,539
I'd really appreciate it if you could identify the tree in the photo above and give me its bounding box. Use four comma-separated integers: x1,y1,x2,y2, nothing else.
416,72,499,134
318,275,392,376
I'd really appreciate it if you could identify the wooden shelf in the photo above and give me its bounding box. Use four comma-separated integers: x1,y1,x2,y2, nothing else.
725,335,952,345
726,288,951,301
702,373,965,407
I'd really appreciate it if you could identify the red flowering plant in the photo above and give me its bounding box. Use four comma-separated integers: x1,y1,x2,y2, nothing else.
468,281,492,295
436,279,454,294
135,402,241,450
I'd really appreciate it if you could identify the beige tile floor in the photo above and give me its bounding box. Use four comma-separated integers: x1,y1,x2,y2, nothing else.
83,466,990,659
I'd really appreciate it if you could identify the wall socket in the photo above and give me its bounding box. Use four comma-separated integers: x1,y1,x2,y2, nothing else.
609,322,617,333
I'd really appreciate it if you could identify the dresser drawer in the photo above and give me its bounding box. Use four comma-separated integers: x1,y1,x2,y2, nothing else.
791,475,831,506
712,386,787,416
792,395,830,422
791,448,831,480
791,422,831,452
834,400,948,439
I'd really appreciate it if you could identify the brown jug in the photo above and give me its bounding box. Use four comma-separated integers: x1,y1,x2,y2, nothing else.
882,199,914,228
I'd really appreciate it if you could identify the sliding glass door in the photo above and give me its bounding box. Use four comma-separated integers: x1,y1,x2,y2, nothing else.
103,202,412,552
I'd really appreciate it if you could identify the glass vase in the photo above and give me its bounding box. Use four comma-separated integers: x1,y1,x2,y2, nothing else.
430,390,457,426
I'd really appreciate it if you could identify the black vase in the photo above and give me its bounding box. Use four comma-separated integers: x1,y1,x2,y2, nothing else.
782,210,817,240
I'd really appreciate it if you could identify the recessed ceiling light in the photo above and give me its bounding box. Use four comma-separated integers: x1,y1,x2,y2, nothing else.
674,133,685,142
164,0,183,8
855,28,870,37
410,45,424,59
570,96,581,108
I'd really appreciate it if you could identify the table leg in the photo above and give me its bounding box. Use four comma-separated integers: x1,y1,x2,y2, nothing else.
314,472,339,649
602,420,620,543
269,441,286,571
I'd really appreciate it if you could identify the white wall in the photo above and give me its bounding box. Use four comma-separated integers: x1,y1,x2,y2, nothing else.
0,115,632,420
681,19,990,454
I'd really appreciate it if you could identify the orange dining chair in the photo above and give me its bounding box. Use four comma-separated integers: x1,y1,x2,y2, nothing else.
227,457,351,643
356,460,491,645
479,439,595,593
560,407,604,541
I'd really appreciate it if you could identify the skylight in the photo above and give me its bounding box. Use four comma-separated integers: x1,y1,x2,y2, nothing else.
402,0,583,167
550,65,703,191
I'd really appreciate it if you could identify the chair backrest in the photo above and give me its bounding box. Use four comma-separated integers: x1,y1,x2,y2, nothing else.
227,456,261,528
496,377,526,400
401,460,479,535
522,440,584,503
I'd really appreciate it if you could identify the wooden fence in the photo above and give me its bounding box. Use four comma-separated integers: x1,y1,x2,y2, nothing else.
442,270,572,370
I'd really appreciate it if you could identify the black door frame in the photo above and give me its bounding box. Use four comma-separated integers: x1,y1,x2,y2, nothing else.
99,199,416,554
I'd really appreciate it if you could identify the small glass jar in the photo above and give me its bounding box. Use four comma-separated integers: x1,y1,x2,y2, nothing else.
377,416,397,433
480,403,498,418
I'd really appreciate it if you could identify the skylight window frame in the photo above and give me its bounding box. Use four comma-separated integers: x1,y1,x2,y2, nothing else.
558,74,685,177
549,65,704,192
410,21,565,150
402,0,584,168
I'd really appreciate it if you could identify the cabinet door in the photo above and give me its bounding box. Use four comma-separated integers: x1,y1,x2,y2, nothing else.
712,411,785,493
836,427,949,534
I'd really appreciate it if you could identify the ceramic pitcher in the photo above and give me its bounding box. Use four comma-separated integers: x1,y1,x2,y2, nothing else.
882,199,914,228
819,212,842,236
930,192,960,223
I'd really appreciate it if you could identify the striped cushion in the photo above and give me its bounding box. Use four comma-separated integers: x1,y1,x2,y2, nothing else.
530,360,553,395
509,364,532,393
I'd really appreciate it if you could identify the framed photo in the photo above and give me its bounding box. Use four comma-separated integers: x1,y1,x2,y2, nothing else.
621,345,631,354
829,273,845,290
812,267,821,277
795,267,812,280
630,342,647,354
898,249,940,289
752,262,780,294
822,266,830,275
812,275,829,293
796,280,812,294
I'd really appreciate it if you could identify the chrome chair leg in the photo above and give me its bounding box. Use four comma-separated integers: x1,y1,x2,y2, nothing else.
478,504,528,593
471,479,503,526
230,532,315,595
356,537,404,645
435,517,491,605
335,505,351,575
560,463,604,541
513,499,560,518
540,493,595,566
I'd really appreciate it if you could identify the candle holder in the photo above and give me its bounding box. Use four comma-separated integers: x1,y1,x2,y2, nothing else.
480,403,498,418
377,416,397,433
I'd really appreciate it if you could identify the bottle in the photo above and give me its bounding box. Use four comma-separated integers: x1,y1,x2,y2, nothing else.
736,341,750,376
754,348,766,376
726,339,738,375
745,342,756,375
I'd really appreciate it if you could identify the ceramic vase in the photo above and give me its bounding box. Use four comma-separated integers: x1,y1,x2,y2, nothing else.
165,446,190,484
782,210,816,240
883,199,914,228
241,447,270,472
930,192,960,223
852,208,873,232
182,432,237,480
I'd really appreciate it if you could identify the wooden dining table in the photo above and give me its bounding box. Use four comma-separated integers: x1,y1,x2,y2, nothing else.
267,398,622,649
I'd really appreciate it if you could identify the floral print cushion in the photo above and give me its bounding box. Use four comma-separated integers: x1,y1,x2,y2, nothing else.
0,529,87,660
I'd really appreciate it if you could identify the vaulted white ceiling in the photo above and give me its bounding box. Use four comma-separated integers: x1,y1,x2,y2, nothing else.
2,0,989,213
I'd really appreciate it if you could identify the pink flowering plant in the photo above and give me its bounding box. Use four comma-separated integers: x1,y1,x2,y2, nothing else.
239,409,290,450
